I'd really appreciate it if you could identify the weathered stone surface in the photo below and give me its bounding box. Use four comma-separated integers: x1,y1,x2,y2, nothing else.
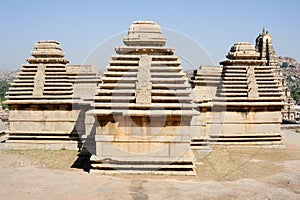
123,21,166,47
89,21,198,174
136,54,152,104
4,41,99,150
190,39,285,147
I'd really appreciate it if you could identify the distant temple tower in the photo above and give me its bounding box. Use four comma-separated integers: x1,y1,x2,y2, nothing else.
255,29,295,121
88,21,199,174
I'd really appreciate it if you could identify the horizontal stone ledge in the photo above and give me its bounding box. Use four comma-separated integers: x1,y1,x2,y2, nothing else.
90,155,194,162
212,102,284,106
6,131,76,134
3,99,81,104
92,102,196,108
91,163,194,169
8,135,79,139
95,135,192,142
207,121,282,124
8,119,77,122
87,109,199,116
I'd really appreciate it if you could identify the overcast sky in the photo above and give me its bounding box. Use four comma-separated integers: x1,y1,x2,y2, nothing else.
0,0,299,70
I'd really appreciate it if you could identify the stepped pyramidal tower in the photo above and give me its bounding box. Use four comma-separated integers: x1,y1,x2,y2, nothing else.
255,29,295,121
88,21,199,175
210,42,284,145
4,41,84,149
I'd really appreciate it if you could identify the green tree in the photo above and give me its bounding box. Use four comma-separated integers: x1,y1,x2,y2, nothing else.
291,84,300,104
281,62,289,68
0,80,10,107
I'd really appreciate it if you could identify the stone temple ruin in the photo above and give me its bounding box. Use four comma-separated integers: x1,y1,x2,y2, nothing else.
4,41,99,149
87,21,199,174
3,21,296,175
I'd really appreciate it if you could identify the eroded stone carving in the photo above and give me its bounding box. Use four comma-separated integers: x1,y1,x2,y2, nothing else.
136,54,152,104
33,64,45,96
247,66,259,99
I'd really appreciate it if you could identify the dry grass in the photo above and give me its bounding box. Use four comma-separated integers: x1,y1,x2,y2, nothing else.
1,130,300,182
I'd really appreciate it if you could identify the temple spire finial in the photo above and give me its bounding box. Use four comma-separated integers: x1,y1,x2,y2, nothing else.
262,27,266,34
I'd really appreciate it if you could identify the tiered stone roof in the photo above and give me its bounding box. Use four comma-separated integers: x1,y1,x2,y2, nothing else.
191,66,222,108
215,42,283,106
90,21,198,116
5,40,75,104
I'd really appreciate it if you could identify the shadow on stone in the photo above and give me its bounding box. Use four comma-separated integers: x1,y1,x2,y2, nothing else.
71,147,92,172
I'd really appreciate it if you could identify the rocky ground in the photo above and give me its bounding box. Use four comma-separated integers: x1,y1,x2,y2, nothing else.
0,129,300,199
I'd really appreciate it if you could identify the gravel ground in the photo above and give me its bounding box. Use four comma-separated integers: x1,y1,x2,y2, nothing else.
0,129,300,199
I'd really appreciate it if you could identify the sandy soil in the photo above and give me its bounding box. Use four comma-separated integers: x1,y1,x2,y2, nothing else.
1,129,300,199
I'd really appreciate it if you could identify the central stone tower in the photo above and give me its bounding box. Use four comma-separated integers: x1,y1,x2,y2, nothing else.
88,21,199,175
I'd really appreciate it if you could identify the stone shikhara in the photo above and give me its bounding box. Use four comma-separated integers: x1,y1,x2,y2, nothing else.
3,21,295,175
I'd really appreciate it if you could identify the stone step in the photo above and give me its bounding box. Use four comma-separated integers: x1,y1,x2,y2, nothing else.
101,77,137,82
151,89,191,95
94,96,135,101
256,77,278,81
222,80,247,84
8,87,33,91
10,83,34,87
111,55,140,59
152,96,192,101
6,91,32,95
92,102,195,109
97,89,190,95
109,60,139,65
44,83,72,86
150,67,182,72
45,68,67,72
152,84,190,89
8,135,79,140
5,95,74,99
218,92,248,96
91,156,196,175
43,91,73,95
213,101,284,106
223,68,246,72
44,87,73,90
4,140,79,150
221,84,247,88
103,71,137,77
15,76,34,79
90,168,196,176
151,72,184,77
44,79,71,82
99,83,189,89
89,109,198,116
99,83,135,89
45,75,70,79
151,61,181,66
97,89,135,94
91,163,195,170
111,54,178,60
18,72,36,75
13,79,34,83
106,66,138,71
151,78,186,83
222,77,247,80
